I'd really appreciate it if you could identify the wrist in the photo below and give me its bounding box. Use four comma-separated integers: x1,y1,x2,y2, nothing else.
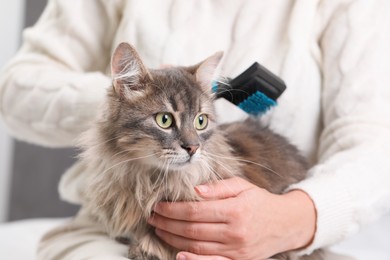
280,189,317,251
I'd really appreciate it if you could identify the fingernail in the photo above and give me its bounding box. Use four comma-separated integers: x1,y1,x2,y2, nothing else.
155,228,162,236
176,254,187,260
153,203,161,213
195,184,209,194
147,217,154,225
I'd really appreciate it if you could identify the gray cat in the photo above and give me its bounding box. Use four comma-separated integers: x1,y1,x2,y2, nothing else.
80,42,323,259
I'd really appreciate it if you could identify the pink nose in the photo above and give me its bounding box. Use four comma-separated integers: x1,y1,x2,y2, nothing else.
181,145,199,156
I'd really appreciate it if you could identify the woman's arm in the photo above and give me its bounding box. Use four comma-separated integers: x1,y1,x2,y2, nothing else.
149,1,390,259
289,0,390,254
0,0,123,147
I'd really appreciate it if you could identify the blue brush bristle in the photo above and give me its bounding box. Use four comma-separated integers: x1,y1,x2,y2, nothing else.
211,81,219,93
211,81,277,116
238,91,276,116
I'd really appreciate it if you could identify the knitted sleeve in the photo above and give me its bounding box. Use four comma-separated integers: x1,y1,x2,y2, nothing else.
291,0,390,254
0,0,123,147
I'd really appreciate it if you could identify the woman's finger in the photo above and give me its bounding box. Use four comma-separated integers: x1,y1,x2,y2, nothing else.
176,251,232,260
195,177,255,200
148,213,228,242
154,198,234,223
154,228,225,255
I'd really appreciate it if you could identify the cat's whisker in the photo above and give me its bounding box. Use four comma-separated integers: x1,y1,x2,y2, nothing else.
152,158,168,201
198,160,243,198
201,155,240,183
153,160,169,196
102,147,152,165
201,151,237,176
202,152,237,179
151,164,163,189
110,148,141,159
85,135,122,149
205,151,282,178
198,159,253,205
162,158,172,201
101,153,159,176
199,160,221,181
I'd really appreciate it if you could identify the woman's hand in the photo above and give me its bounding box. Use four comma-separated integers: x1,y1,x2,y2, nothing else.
148,177,316,260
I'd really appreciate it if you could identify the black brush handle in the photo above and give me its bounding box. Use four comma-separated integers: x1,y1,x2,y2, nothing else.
216,62,286,105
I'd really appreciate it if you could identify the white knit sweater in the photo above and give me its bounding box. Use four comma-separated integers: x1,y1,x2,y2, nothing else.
1,0,390,257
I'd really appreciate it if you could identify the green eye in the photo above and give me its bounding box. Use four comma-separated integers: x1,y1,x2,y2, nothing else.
156,113,174,129
195,114,208,130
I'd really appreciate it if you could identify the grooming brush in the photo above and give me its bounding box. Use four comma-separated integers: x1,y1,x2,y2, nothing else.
212,62,286,116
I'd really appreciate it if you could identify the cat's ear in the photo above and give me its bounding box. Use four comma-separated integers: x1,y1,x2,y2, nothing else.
193,51,223,92
111,42,151,95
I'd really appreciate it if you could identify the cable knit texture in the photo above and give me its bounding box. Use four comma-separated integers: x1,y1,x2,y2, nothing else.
1,0,390,258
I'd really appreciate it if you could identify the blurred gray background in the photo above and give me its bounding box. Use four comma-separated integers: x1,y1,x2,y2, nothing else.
0,0,79,222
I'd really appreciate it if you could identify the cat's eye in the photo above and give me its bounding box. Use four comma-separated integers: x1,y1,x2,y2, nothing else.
155,112,174,129
195,114,208,130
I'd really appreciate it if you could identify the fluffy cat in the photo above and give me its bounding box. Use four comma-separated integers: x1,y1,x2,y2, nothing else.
80,42,323,259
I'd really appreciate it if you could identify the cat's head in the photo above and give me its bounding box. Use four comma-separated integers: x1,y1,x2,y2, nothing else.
101,43,223,171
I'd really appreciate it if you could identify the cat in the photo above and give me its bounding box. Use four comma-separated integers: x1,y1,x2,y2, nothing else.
80,42,323,259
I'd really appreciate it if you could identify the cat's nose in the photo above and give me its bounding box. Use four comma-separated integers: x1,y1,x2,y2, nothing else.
181,144,199,156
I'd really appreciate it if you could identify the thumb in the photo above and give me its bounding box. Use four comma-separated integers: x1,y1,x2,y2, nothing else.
177,252,231,260
195,177,255,200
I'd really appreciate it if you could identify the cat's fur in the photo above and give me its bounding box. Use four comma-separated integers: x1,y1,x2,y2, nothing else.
80,43,322,259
